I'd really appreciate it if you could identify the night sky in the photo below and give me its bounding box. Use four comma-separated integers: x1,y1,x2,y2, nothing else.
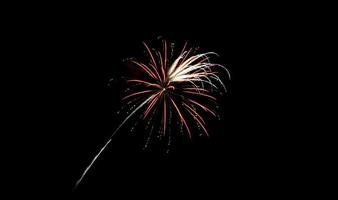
15,3,310,198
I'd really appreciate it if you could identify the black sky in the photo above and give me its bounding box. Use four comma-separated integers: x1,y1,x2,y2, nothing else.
12,3,311,198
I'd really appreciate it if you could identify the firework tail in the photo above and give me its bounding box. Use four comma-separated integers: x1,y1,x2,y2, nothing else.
73,95,153,190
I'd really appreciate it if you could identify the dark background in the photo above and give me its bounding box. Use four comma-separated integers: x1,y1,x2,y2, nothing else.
12,2,315,198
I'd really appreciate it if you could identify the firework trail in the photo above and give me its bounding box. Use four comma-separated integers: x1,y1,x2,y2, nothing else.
74,40,230,190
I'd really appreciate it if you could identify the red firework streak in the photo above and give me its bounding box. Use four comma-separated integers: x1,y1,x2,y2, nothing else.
74,40,230,190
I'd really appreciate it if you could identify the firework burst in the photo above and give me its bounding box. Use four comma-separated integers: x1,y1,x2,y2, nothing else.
74,40,230,189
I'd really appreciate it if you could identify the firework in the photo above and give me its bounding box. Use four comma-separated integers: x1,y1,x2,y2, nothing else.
74,40,230,190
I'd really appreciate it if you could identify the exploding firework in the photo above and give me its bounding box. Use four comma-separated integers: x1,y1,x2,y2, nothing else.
74,40,230,189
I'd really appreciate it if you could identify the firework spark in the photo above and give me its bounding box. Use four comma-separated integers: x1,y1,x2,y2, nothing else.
74,40,230,190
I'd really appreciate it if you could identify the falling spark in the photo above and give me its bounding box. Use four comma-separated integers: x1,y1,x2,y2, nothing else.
74,40,230,190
